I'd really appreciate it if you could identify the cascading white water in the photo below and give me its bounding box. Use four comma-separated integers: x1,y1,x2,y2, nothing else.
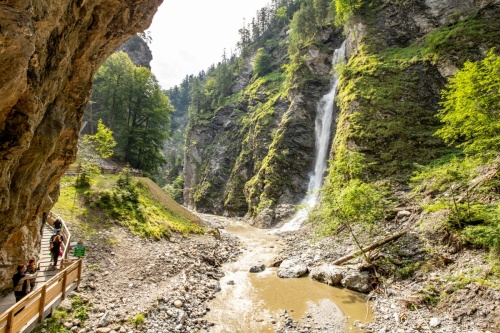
280,41,346,232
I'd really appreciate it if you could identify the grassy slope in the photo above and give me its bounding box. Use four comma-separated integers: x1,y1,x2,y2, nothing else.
53,174,204,239
136,177,203,226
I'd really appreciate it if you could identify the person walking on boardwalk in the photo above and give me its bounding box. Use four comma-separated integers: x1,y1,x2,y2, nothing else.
24,259,40,293
12,265,38,302
53,218,62,231
50,231,64,269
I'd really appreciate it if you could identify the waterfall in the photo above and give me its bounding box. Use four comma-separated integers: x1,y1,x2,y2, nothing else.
280,41,346,232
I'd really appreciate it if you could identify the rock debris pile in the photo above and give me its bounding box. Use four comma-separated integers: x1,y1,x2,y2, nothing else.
66,226,240,333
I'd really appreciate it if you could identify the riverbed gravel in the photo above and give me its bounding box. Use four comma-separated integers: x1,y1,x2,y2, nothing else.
60,210,499,333
66,220,240,333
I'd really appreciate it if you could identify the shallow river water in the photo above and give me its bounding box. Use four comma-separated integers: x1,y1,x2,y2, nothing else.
203,215,372,332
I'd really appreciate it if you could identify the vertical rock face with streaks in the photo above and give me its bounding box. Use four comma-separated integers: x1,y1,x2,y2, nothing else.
0,0,163,293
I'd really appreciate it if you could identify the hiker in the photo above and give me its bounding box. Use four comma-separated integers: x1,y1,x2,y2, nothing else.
53,218,62,231
12,265,38,302
50,229,64,244
50,232,64,269
24,259,40,293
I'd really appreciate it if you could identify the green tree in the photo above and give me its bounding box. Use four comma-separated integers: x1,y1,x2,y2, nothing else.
436,49,500,157
92,119,117,158
319,150,386,263
122,66,171,172
75,120,116,188
322,179,386,263
334,0,363,26
90,52,134,130
313,0,332,26
289,4,316,54
88,52,172,174
253,48,272,76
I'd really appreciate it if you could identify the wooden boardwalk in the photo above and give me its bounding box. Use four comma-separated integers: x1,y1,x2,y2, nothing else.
0,214,82,333
0,215,77,314
0,224,67,314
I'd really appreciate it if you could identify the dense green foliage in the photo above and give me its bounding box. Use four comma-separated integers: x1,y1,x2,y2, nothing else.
333,0,363,26
411,51,500,254
436,50,500,156
253,48,273,76
86,52,172,176
75,121,116,188
162,174,184,202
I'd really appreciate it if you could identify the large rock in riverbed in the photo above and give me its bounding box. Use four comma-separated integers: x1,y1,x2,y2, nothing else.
277,259,308,278
310,264,372,293
341,270,371,294
309,264,345,286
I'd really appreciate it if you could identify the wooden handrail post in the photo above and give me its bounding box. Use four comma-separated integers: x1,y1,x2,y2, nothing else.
62,270,68,300
6,309,14,333
77,259,83,287
38,285,46,323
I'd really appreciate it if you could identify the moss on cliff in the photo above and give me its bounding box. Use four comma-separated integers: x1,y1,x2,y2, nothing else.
426,14,500,65
330,8,500,185
224,70,286,214
334,47,447,181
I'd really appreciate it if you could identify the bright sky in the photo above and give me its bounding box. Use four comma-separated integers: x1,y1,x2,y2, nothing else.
148,0,270,90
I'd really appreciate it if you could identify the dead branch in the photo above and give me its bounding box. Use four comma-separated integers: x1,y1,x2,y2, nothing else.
332,230,408,265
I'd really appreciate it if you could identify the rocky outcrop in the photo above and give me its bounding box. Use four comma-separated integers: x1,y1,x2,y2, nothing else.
309,264,345,286
277,259,308,278
333,0,500,182
117,35,153,69
309,264,371,293
0,0,162,293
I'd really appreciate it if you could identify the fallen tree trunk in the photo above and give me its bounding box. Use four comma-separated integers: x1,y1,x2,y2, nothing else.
332,230,408,265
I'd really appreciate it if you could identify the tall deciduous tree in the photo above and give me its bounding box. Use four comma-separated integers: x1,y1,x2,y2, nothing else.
88,52,172,174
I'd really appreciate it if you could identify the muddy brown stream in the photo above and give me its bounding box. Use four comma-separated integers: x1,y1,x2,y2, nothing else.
203,215,372,332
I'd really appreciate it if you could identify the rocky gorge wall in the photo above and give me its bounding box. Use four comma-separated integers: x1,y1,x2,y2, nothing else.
183,28,343,224
182,0,500,227
333,0,500,182
0,0,163,293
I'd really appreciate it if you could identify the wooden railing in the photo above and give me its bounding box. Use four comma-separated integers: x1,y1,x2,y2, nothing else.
0,260,83,333
47,212,71,261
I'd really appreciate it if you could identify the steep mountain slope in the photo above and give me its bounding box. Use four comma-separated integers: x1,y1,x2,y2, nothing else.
181,0,500,227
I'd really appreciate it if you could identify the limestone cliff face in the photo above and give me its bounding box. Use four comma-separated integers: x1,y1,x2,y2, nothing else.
183,28,343,225
0,0,162,293
333,0,500,182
